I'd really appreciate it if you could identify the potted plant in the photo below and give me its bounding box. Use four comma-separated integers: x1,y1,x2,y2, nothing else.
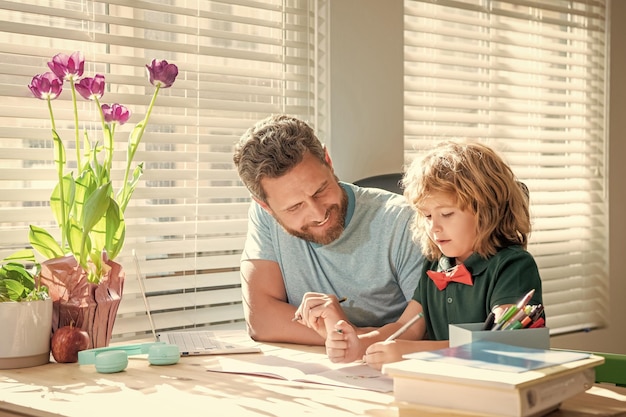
25,51,178,349
0,250,52,369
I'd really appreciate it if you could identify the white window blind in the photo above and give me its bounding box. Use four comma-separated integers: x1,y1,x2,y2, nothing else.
0,0,325,342
404,0,608,335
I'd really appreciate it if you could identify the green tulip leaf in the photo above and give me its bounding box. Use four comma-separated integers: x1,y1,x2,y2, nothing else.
67,218,89,269
3,249,36,263
74,168,97,220
105,200,125,260
28,225,64,259
82,182,112,234
117,162,144,212
50,174,75,229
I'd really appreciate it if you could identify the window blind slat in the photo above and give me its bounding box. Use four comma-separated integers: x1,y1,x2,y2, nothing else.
114,305,246,337
407,0,605,29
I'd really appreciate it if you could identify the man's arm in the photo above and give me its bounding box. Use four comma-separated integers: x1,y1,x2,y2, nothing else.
240,259,326,345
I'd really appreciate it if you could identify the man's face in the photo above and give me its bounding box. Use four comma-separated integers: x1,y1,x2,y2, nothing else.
258,152,347,245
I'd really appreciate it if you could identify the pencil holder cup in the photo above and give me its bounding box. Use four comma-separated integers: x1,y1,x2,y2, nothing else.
449,323,550,350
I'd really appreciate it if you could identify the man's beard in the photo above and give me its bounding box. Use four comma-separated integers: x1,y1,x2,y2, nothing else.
277,190,349,245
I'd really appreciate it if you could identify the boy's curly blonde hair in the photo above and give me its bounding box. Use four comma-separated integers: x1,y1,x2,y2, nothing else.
402,141,530,261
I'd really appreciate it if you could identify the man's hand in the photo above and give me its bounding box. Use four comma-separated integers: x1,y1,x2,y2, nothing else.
293,292,349,340
241,260,325,345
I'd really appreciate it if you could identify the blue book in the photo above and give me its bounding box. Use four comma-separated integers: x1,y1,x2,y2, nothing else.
403,340,591,373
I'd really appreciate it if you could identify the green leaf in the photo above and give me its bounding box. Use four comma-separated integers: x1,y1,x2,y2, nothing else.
89,202,110,257
105,200,125,260
77,182,112,268
117,162,144,212
3,249,36,263
87,254,103,284
50,173,75,231
82,182,112,234
52,128,66,168
89,196,125,260
4,263,35,290
66,217,90,270
0,259,37,302
0,284,9,302
74,168,97,221
3,278,27,301
29,225,64,259
89,141,109,186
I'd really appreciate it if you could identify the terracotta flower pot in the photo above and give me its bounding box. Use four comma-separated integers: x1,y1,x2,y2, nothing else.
39,255,125,349
0,298,53,369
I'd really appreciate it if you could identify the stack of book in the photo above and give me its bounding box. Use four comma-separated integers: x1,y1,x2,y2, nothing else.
382,341,605,417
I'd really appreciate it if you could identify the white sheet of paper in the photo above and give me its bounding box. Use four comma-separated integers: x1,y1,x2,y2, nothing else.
208,355,393,392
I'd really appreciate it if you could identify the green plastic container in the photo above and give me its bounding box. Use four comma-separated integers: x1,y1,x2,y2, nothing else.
592,351,626,387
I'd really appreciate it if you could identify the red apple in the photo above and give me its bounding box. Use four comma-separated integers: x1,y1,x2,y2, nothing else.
51,323,90,363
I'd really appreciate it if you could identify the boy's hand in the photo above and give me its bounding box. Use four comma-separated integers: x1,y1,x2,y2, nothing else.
363,340,406,371
325,320,364,363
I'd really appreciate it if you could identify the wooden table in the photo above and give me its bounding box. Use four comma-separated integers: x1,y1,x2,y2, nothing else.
1,331,625,417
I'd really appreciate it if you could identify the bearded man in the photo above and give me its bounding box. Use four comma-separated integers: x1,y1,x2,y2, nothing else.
233,114,424,348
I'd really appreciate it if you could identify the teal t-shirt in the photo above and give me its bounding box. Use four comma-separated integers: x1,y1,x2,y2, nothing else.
414,246,543,340
241,182,424,327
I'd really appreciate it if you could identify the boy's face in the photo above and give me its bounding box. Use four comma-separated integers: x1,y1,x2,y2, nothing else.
256,152,347,245
418,191,477,263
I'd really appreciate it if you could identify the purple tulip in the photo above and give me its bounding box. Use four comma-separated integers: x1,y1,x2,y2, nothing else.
28,72,63,100
146,59,178,88
75,74,106,101
102,103,130,125
48,51,84,81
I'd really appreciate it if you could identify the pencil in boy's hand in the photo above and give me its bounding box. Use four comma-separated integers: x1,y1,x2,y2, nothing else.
291,296,348,322
385,311,424,342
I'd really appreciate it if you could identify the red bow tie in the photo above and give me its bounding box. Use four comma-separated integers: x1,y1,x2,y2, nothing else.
426,264,473,290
